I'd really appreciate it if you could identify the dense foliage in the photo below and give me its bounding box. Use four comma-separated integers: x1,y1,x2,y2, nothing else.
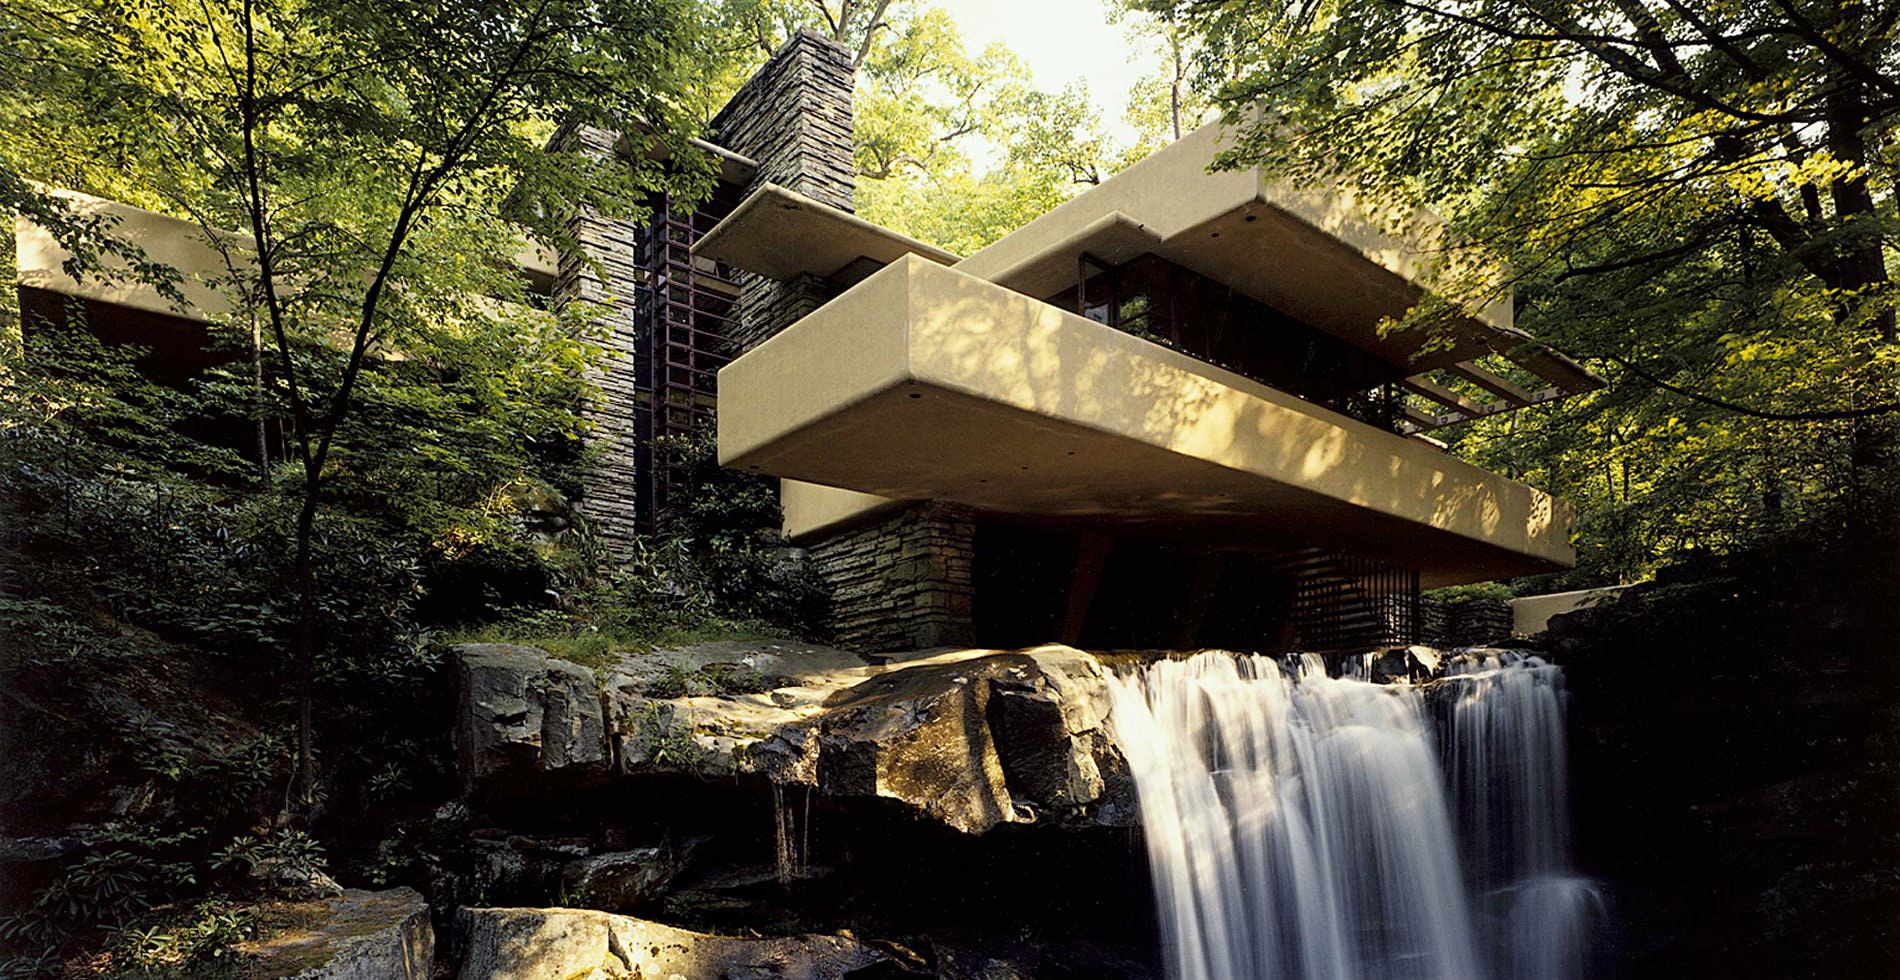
713,0,1208,254
0,0,797,973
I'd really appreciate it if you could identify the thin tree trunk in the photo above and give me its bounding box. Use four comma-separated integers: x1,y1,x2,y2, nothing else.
1169,33,1184,140
252,315,270,485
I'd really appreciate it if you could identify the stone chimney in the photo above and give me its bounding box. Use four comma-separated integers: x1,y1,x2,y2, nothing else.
711,29,857,354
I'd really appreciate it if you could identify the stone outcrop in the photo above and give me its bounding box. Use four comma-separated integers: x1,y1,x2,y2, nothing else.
788,646,1130,833
240,887,432,979
1357,644,1442,684
454,644,608,797
451,641,1132,835
598,639,881,778
455,906,888,980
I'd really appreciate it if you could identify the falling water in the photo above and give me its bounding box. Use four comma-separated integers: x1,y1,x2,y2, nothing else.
1437,652,1606,979
771,782,811,886
1106,650,1601,980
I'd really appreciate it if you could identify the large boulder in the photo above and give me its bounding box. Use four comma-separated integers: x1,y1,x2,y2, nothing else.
600,640,883,778
240,887,432,979
455,906,889,979
451,640,1133,834
453,644,609,797
791,645,1131,834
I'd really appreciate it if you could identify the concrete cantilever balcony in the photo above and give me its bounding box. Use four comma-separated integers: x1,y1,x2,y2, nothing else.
718,255,1575,587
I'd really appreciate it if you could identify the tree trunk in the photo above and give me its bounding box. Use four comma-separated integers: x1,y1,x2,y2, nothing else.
1821,78,1897,498
1170,35,1184,140
252,316,270,485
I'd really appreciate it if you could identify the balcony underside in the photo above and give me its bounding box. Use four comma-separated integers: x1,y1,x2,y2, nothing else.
719,257,1574,588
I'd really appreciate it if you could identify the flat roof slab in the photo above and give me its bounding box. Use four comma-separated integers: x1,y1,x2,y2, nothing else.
693,183,958,282
954,122,1517,373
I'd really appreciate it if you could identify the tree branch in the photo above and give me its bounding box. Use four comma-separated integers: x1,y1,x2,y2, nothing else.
1595,351,1900,420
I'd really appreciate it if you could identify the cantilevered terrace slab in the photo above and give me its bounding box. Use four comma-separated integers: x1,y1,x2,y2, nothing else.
718,256,1573,586
695,183,958,282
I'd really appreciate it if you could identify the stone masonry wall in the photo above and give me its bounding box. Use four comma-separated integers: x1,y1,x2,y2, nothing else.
558,30,855,561
711,28,855,212
804,503,977,653
1420,595,1516,647
712,29,857,355
730,271,831,354
552,124,648,563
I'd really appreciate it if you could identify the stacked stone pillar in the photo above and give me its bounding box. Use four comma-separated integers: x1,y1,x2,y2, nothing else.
712,29,858,354
552,124,649,562
715,30,977,652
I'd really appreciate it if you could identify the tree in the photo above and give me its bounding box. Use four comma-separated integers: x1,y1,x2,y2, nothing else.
716,1,1035,181
1107,0,1214,149
1140,0,1900,576
5,0,721,807
722,0,894,68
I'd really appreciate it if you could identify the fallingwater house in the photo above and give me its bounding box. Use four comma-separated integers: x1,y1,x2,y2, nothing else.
13,31,1598,655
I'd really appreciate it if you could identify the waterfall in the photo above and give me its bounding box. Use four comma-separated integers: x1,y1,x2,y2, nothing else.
1107,650,1601,980
1438,652,1606,979
772,782,811,886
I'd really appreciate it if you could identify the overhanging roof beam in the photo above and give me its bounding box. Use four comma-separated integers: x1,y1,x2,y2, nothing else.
1402,376,1496,417
1448,360,1535,405
1501,346,1600,394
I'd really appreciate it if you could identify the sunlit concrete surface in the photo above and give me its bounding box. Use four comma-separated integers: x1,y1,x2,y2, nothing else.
781,480,909,540
954,120,1521,374
18,189,564,323
694,183,959,281
721,256,1574,585
15,189,250,321
1511,586,1630,634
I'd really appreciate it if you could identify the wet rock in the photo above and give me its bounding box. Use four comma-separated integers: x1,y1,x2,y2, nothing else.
455,906,889,979
561,838,705,912
449,835,591,908
240,887,432,979
453,644,608,798
988,659,1110,807
451,640,1134,835
1362,645,1440,683
809,646,1128,834
654,861,837,933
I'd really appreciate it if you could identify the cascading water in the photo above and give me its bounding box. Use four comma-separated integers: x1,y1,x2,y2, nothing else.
1438,652,1606,979
1107,650,1602,980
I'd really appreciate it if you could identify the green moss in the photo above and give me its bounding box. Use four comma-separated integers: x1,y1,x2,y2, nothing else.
694,662,772,695
646,664,690,699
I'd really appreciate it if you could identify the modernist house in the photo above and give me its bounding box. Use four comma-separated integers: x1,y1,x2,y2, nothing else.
695,37,1598,654
12,30,1595,654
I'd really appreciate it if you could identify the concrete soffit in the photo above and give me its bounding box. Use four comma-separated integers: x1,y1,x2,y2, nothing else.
691,183,960,282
